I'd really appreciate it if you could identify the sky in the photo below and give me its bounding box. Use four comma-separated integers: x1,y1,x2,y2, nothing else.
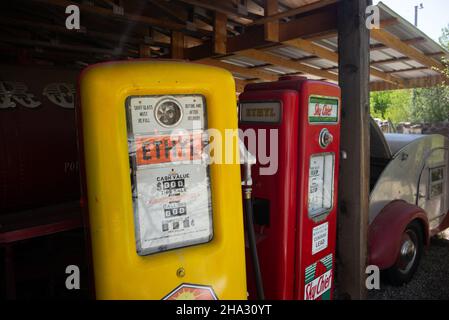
374,0,449,43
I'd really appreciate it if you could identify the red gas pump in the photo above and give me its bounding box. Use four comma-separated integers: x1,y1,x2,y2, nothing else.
239,76,341,300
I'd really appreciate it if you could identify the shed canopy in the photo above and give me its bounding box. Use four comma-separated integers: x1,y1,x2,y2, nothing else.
1,0,447,92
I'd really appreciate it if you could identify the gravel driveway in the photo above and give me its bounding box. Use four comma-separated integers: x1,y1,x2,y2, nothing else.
368,230,449,300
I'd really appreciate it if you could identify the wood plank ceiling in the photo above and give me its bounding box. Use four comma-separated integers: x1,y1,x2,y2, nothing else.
0,0,447,92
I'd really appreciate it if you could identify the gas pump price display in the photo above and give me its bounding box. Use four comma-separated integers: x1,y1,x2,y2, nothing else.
126,95,213,256
308,153,335,219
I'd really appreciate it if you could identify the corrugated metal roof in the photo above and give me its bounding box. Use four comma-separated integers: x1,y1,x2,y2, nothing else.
222,1,448,91
378,2,448,56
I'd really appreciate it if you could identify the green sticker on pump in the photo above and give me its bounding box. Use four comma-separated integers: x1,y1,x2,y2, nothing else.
308,96,339,124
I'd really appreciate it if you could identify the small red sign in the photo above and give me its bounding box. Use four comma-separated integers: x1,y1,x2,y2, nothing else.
136,133,203,166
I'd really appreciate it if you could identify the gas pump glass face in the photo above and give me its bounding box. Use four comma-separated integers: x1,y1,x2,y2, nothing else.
308,154,335,219
126,95,213,255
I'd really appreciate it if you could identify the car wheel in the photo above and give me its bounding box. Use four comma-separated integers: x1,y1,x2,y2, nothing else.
386,220,423,286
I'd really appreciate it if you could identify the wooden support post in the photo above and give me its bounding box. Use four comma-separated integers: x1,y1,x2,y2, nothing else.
264,0,279,42
171,31,184,59
337,0,371,300
139,44,151,58
214,12,227,54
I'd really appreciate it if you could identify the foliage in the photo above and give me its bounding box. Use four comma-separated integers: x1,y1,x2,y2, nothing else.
411,86,449,122
370,90,412,124
439,24,449,50
371,91,390,118
369,26,449,124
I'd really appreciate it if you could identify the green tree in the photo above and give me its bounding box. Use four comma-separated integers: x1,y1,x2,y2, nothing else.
438,24,449,85
439,24,449,49
412,86,449,122
408,25,449,123
371,91,392,118
370,26,449,124
370,90,413,124
384,89,412,123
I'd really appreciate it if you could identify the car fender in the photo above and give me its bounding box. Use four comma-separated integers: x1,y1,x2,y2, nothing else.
368,200,429,270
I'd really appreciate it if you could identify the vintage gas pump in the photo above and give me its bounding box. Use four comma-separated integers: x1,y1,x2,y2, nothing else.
77,60,247,299
239,76,341,300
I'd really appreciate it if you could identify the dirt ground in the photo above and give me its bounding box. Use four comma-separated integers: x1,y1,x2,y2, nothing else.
368,230,449,300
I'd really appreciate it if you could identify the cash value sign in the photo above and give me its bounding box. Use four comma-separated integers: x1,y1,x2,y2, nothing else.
127,95,213,256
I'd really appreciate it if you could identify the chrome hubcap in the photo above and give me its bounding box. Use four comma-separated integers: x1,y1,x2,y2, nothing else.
397,232,417,274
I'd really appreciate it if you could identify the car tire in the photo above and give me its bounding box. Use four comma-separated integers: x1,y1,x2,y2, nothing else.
386,220,423,286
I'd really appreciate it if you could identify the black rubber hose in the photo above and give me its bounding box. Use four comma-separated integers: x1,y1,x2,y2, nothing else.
244,196,265,300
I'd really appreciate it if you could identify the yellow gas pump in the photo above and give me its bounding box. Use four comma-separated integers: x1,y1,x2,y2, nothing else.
78,60,247,300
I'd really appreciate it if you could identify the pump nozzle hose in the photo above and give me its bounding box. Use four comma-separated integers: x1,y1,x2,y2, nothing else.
239,138,264,300
244,185,265,300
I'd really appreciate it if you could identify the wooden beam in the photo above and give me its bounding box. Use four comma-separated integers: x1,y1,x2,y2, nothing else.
238,49,339,81
304,17,399,41
214,12,227,54
386,67,428,74
139,44,151,58
370,75,445,91
148,0,188,24
234,78,252,93
368,68,404,86
33,0,178,30
32,0,211,36
0,36,128,56
178,0,253,24
371,28,444,70
264,0,279,42
370,52,445,66
196,58,278,81
171,31,185,59
284,38,406,86
370,37,426,51
0,16,172,49
186,6,337,60
337,0,371,300
371,56,410,66
245,0,265,16
249,0,338,26
429,52,448,58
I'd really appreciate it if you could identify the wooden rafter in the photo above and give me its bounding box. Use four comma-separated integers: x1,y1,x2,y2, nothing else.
371,28,444,70
386,67,429,74
304,17,399,41
371,75,445,91
370,37,426,51
186,6,337,59
214,12,227,54
148,0,214,34
249,0,337,26
196,58,278,81
234,78,254,93
264,0,279,42
371,52,447,66
32,0,212,36
177,0,253,25
0,36,127,56
0,16,172,48
371,56,411,66
171,31,184,59
283,38,406,87
237,48,339,81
